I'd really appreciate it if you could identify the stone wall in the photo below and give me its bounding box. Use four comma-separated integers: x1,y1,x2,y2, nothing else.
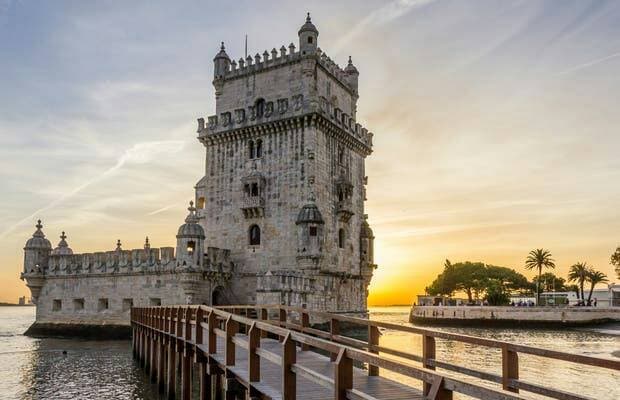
410,305,620,326
34,272,212,326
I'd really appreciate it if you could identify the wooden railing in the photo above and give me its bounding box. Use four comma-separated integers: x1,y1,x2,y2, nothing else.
131,305,619,400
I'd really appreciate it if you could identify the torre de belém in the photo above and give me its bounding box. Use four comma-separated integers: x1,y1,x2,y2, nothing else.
21,14,377,336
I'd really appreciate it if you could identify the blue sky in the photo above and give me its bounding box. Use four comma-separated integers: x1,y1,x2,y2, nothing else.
1,0,619,304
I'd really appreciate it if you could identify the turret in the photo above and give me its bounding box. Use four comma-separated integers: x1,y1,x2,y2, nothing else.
360,215,374,267
344,56,359,93
296,197,325,266
213,42,231,79
23,219,52,274
176,201,205,270
51,231,73,256
298,13,318,56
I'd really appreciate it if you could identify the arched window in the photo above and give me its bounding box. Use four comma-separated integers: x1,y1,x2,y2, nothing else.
338,147,344,165
338,188,344,202
338,229,345,249
249,225,261,245
249,140,255,159
256,139,263,158
187,241,195,255
308,36,313,44
197,197,206,209
250,183,259,197
255,98,265,119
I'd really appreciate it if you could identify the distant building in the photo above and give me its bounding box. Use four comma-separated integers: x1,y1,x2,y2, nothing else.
18,296,25,306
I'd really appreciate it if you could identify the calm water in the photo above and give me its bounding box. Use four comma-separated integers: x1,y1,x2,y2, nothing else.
0,306,618,399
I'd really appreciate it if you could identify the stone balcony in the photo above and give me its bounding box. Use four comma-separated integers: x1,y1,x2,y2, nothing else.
336,199,354,222
241,196,265,218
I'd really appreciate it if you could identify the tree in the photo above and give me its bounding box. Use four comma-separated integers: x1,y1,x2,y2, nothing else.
484,280,510,306
568,262,591,301
585,269,608,303
524,249,556,305
566,284,580,299
611,246,620,279
426,261,533,303
532,272,567,293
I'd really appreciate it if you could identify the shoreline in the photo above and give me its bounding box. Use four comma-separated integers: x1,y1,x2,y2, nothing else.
410,305,620,328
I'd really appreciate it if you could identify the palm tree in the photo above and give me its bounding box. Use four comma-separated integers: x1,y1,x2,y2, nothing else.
525,249,556,305
568,262,591,302
585,269,608,303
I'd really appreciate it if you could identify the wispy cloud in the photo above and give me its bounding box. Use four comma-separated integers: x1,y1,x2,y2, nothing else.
147,203,177,216
332,0,437,54
0,140,185,239
558,51,620,76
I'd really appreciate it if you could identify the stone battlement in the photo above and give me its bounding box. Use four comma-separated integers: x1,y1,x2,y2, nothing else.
217,46,355,94
197,93,373,148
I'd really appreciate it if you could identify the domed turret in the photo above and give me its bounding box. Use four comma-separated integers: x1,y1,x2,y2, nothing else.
344,56,359,92
360,215,375,266
298,13,318,56
51,231,73,256
296,203,324,225
25,220,52,251
213,42,231,79
23,220,52,274
296,197,325,264
176,201,205,270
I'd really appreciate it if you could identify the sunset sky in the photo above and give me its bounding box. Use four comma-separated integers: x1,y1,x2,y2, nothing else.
1,0,619,305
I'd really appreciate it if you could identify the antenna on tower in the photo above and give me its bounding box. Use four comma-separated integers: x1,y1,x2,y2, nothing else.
244,34,248,58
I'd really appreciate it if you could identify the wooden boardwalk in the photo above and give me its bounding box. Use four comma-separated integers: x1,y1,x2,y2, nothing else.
131,305,620,400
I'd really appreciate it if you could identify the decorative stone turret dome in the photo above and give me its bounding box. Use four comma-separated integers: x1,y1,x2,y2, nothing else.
51,231,73,255
24,220,52,250
177,201,205,238
298,13,318,35
296,203,324,225
213,42,230,61
345,56,359,74
360,218,374,238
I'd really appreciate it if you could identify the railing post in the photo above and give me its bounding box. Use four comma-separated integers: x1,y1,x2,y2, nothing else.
422,334,436,396
279,307,287,342
248,322,260,382
260,308,268,338
225,315,238,366
334,348,352,400
207,310,216,354
181,308,193,400
300,309,310,351
282,333,296,400
502,345,519,393
166,308,177,400
330,318,340,361
368,325,380,376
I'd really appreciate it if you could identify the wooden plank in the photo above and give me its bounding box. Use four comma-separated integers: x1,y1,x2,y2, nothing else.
502,345,519,393
282,333,296,400
249,322,261,383
335,348,353,400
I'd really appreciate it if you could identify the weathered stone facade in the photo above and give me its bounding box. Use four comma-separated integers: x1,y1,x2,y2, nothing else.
20,14,377,334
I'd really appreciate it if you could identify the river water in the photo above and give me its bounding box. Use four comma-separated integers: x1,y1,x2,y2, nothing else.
0,306,618,399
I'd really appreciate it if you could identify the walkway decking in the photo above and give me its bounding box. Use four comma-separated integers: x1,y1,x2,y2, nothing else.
131,305,620,400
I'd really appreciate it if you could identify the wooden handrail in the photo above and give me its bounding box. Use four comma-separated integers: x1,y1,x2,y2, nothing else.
131,305,616,400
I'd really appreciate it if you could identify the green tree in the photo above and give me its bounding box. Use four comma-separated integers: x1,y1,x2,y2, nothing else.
568,262,591,301
524,249,556,305
566,284,580,299
532,272,566,293
585,269,608,303
611,246,620,279
484,280,510,306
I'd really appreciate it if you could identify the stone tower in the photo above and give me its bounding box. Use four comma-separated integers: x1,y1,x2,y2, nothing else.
195,14,377,312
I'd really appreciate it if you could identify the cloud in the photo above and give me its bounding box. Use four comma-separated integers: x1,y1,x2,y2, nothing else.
332,0,437,54
558,51,620,75
0,140,185,239
147,203,177,216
